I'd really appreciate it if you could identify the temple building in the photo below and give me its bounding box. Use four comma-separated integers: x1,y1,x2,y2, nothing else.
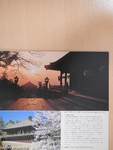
1,119,34,142
0,118,60,149
45,52,108,100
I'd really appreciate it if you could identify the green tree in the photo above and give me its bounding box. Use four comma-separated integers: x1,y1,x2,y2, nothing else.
8,120,15,124
0,117,4,128
28,116,32,121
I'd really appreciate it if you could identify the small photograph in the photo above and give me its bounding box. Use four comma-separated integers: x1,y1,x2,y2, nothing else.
0,111,34,150
32,111,61,150
0,51,108,110
0,111,61,150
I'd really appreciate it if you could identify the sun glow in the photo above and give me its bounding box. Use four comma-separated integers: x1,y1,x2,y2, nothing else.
0,51,67,85
27,65,40,75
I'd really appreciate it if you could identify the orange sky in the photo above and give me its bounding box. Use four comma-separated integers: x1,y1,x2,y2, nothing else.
0,51,68,86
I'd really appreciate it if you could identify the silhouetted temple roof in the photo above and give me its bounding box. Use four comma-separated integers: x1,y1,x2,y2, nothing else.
45,52,108,73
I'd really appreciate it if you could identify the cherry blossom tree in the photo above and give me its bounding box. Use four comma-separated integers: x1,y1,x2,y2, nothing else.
32,111,61,150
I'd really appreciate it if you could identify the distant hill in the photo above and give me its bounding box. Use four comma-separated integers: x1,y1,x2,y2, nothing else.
22,82,37,91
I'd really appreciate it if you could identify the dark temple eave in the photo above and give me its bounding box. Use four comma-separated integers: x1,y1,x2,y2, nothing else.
45,52,108,73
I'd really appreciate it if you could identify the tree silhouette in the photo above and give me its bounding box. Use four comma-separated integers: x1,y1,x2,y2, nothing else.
0,51,19,68
0,51,44,105
7,120,15,125
0,51,44,78
0,51,34,72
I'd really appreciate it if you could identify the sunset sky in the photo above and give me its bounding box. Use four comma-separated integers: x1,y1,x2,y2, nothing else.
0,51,68,86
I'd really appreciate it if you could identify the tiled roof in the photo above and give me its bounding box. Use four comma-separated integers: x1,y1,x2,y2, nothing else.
4,119,33,129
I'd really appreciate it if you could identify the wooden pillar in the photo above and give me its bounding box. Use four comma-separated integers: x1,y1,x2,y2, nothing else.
60,71,63,87
68,73,70,88
65,73,67,86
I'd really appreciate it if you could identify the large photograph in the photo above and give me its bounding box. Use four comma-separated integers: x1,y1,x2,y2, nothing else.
0,51,108,110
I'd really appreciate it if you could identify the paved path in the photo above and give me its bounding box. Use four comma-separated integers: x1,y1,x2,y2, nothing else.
9,98,53,110
7,94,108,110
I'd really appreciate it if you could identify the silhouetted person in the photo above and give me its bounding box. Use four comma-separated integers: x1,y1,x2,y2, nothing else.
14,76,19,85
45,77,49,89
38,81,42,89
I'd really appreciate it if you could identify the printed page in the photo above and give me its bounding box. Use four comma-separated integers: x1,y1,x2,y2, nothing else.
61,111,108,150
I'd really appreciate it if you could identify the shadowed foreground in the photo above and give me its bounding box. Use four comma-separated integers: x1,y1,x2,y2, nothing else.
4,92,108,110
